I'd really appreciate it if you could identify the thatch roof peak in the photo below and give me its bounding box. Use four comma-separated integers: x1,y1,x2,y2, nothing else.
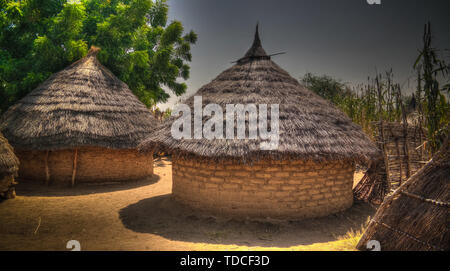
87,46,101,58
239,24,270,63
1,47,157,151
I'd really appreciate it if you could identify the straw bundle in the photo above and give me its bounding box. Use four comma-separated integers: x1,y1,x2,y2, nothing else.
0,132,19,198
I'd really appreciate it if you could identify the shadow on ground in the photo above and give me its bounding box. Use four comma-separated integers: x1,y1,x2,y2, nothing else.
154,156,170,168
119,194,376,247
14,175,161,197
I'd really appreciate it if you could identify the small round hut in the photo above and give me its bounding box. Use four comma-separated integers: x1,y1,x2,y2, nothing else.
140,26,379,219
0,132,19,199
357,138,449,251
0,47,157,185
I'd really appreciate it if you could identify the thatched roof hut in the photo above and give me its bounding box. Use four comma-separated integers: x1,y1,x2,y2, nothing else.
0,47,157,185
0,132,19,199
357,138,449,251
140,26,380,219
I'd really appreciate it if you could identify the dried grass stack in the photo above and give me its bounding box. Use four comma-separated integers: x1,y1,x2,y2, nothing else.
140,26,380,219
354,121,430,205
353,158,389,205
0,47,157,185
373,121,430,188
357,138,449,251
0,132,19,199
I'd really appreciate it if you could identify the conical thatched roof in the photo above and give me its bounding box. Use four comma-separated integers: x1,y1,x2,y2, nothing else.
140,26,379,164
0,47,157,150
357,139,449,251
239,24,270,62
0,132,19,178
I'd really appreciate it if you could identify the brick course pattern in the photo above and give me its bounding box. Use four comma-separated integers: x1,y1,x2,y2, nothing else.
16,147,153,185
172,158,355,219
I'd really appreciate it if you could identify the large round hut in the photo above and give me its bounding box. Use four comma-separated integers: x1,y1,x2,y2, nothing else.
140,26,380,219
357,138,449,251
0,132,19,199
0,47,157,186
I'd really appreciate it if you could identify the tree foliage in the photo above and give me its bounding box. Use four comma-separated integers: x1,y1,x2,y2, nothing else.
301,73,348,102
302,72,415,137
0,0,197,112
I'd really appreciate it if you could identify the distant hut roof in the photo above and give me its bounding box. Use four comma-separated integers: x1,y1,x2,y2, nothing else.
140,26,380,164
0,132,19,178
357,139,449,251
0,47,157,150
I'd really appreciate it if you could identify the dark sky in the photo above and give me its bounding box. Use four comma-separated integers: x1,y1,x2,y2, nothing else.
160,0,450,109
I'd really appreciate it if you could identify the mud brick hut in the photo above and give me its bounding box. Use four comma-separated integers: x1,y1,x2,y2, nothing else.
0,47,157,186
357,138,449,251
0,132,19,199
140,26,380,219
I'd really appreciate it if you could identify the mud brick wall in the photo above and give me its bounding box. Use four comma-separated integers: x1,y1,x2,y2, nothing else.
172,158,355,219
16,147,153,185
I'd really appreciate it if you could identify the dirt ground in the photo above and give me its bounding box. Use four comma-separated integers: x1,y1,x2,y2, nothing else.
0,158,375,251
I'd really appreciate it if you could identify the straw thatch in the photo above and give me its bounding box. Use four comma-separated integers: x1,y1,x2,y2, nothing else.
0,132,19,179
357,138,449,251
139,26,380,164
0,47,157,150
0,132,19,199
353,157,389,205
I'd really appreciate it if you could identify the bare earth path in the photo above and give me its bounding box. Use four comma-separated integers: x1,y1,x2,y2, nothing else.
0,158,374,251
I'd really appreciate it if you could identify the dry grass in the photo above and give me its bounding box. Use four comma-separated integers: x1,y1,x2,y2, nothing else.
334,217,371,251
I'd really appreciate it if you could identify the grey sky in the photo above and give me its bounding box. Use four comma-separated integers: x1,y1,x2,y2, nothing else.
159,0,450,110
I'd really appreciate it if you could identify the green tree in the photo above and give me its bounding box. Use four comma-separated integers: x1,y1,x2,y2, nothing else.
301,73,346,102
300,73,362,122
0,0,197,112
300,72,411,135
